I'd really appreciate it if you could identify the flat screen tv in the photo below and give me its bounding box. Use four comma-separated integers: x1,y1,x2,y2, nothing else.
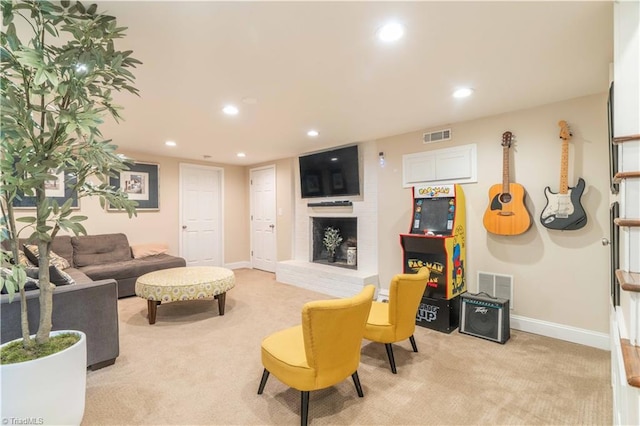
299,145,360,199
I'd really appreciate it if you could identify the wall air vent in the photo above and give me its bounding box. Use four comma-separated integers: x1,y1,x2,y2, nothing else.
423,128,451,144
477,271,514,309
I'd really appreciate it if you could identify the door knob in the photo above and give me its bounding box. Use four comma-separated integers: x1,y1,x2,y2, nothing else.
182,225,187,230
601,238,610,246
269,224,275,229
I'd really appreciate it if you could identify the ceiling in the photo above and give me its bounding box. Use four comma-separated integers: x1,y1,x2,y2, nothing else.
97,1,613,166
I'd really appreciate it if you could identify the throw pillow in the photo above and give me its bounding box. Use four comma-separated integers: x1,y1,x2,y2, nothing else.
23,245,71,270
17,251,34,266
0,267,39,293
25,265,75,287
131,243,169,259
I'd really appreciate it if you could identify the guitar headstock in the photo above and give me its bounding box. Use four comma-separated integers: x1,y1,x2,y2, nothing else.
558,120,572,141
501,131,513,148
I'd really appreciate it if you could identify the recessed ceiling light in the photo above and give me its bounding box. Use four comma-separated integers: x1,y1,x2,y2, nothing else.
307,130,319,137
165,140,176,147
377,22,405,43
223,105,239,115
237,152,246,158
453,88,474,98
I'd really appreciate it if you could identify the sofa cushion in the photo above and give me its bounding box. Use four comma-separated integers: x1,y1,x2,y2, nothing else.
78,254,186,282
72,233,132,267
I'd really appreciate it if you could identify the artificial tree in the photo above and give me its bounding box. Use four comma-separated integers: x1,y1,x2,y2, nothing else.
1,0,140,355
323,227,343,262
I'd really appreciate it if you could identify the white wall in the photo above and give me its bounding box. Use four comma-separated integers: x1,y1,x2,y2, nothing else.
377,94,610,334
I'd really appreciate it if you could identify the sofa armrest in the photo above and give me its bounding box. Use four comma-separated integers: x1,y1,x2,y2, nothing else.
0,279,120,370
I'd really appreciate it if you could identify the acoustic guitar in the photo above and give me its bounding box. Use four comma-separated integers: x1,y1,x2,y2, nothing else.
540,121,587,230
482,131,532,235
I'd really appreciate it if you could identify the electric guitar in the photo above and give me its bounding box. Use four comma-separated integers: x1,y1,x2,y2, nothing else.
540,121,587,230
482,131,532,235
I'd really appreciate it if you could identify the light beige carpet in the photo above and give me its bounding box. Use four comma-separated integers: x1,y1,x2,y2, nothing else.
83,268,611,425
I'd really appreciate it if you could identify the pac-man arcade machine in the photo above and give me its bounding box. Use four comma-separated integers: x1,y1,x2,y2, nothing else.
400,184,466,333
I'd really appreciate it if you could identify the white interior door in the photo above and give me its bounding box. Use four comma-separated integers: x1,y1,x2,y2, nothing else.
251,166,276,272
180,163,223,266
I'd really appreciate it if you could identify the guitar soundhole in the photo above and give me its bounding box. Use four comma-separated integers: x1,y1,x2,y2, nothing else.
499,193,512,204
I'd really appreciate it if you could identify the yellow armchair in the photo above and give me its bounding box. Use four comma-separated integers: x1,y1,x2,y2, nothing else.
363,267,430,373
258,285,375,426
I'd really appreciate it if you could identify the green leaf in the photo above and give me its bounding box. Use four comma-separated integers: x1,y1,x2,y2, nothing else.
34,69,47,86
16,217,36,223
1,0,12,26
44,22,57,37
5,22,19,50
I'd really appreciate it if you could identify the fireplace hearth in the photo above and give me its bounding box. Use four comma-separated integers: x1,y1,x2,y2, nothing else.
312,217,357,269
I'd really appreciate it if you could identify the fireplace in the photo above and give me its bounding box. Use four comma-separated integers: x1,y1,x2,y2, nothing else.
276,142,378,298
311,217,357,269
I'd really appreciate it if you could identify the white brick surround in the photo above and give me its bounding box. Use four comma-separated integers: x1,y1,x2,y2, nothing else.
276,142,379,297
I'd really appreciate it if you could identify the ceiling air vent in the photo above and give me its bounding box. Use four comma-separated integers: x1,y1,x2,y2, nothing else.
423,128,451,144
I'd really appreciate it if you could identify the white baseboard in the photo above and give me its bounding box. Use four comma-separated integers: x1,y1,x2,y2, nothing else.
510,314,610,350
224,261,251,270
377,289,389,302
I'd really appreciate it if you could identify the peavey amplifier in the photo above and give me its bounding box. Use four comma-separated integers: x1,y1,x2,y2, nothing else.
460,293,510,344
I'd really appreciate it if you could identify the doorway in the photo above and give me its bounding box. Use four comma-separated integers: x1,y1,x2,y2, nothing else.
179,163,223,266
250,165,276,272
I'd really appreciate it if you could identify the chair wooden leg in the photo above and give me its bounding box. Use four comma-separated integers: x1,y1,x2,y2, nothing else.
351,371,364,397
301,391,310,426
385,343,397,374
257,369,270,394
409,335,418,352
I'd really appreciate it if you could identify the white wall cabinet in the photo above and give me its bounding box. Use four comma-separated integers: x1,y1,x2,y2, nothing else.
402,143,477,187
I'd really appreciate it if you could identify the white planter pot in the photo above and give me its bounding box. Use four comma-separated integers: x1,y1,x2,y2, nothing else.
1,330,87,425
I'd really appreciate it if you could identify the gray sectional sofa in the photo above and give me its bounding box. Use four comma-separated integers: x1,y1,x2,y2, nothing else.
1,278,120,370
1,233,186,369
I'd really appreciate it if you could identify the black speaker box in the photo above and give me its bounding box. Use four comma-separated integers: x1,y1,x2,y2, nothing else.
459,293,510,344
415,295,460,334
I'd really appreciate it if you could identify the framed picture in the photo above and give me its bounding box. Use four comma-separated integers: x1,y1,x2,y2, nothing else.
44,170,66,197
13,170,79,209
108,162,159,211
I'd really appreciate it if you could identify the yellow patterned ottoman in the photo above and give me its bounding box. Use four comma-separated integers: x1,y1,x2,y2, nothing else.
135,266,235,324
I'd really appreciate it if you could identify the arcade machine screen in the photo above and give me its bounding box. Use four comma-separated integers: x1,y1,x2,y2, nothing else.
411,197,454,236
